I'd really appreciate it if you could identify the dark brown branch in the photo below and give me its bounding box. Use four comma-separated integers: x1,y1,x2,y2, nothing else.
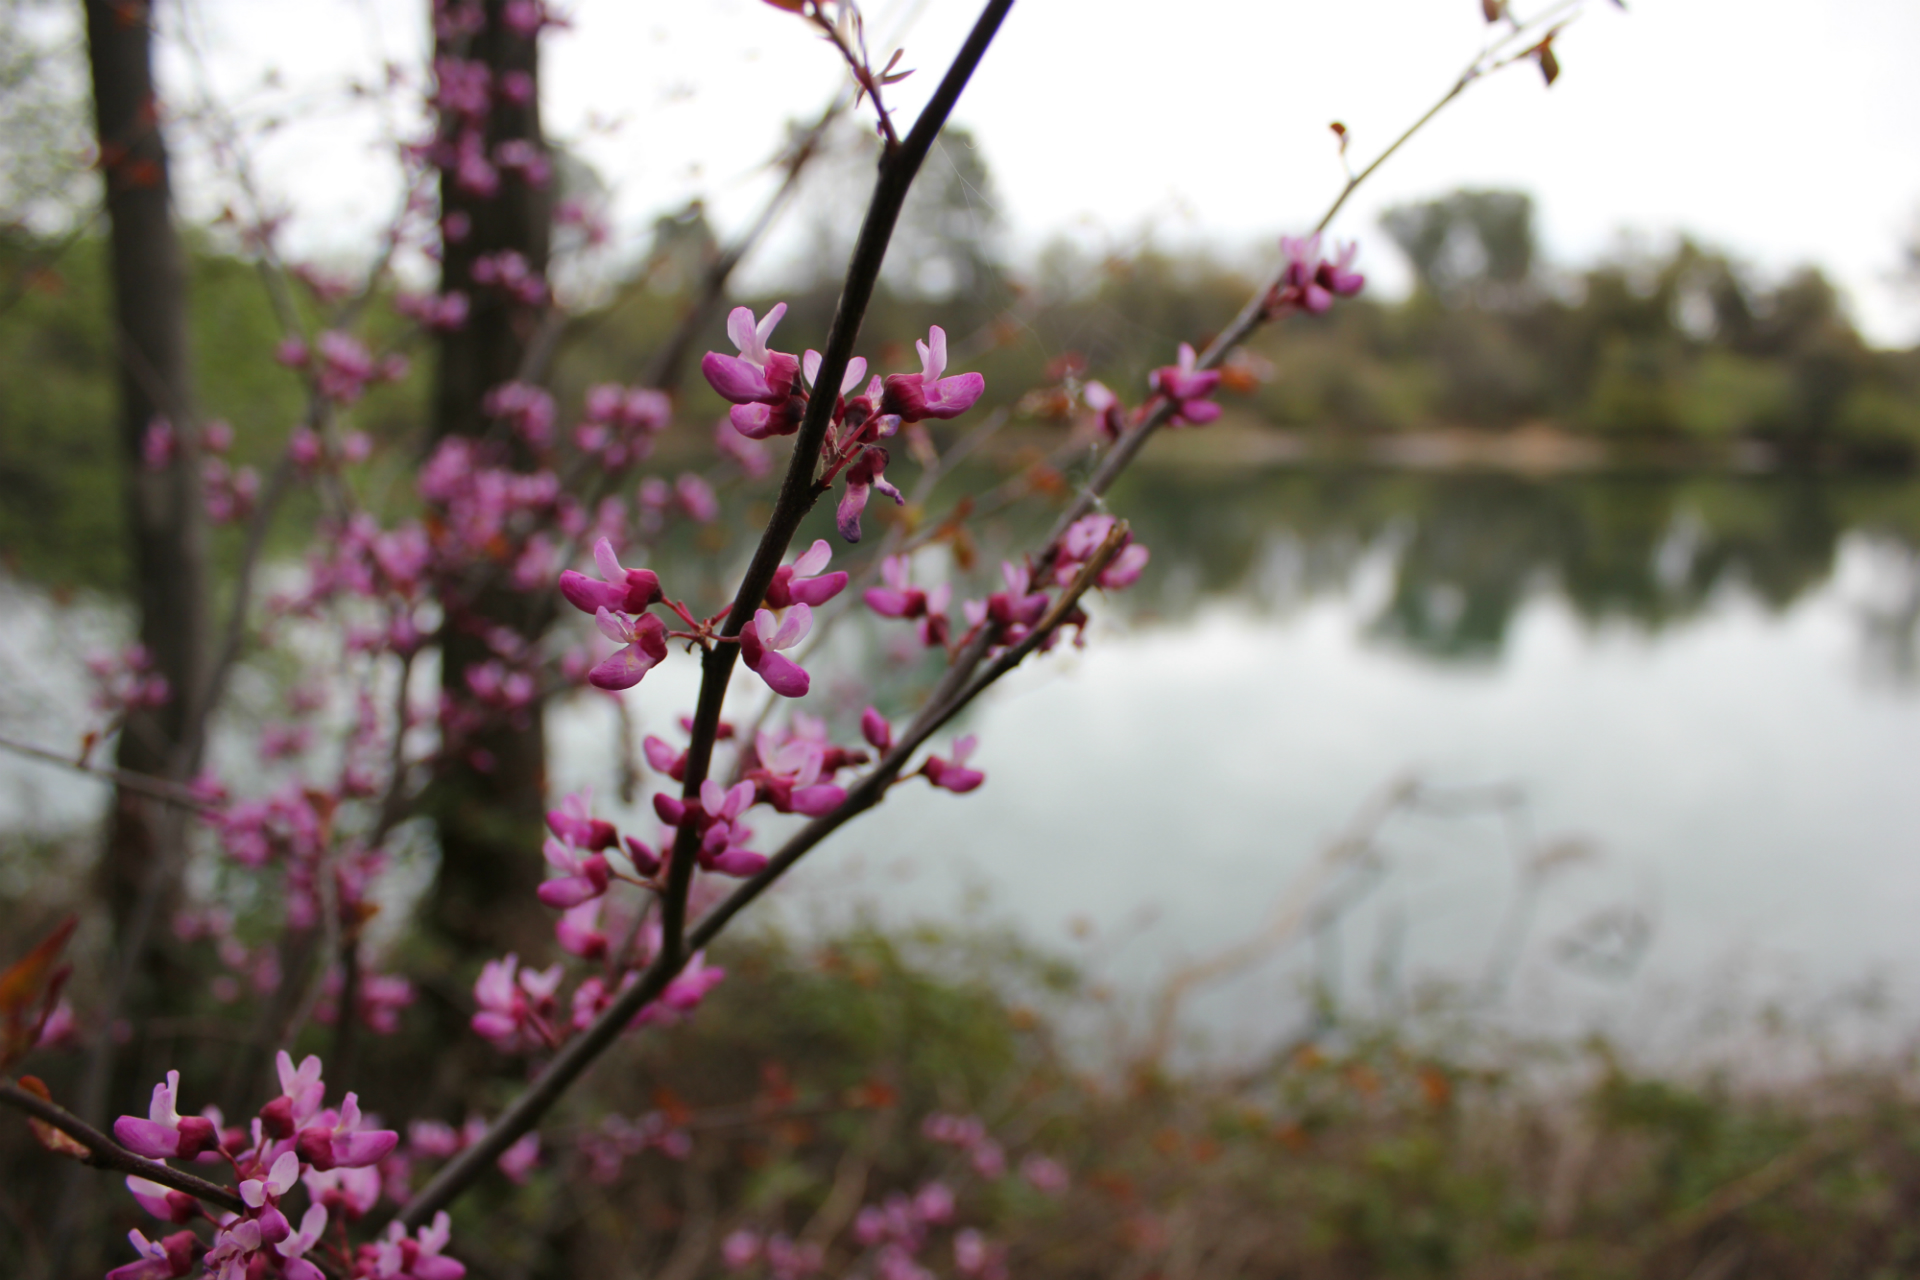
0,1080,245,1214
657,0,1017,968
393,0,1017,1226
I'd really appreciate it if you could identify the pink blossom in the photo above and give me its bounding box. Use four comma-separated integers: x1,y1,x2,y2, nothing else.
303,1163,381,1221
537,835,612,909
722,1229,761,1270
259,1050,326,1138
497,1131,540,1183
835,446,904,543
746,728,851,817
295,1092,400,1171
1272,234,1366,314
275,1203,330,1280
315,330,378,404
765,539,848,609
638,950,727,1025
556,900,609,959
107,1228,199,1280
913,1180,955,1223
364,1211,466,1280
801,348,869,397
740,605,813,698
140,419,176,469
864,555,951,647
1020,1153,1070,1194
559,537,664,616
124,1175,197,1225
1057,514,1150,590
590,606,670,691
880,326,985,422
471,954,562,1053
113,1071,218,1160
861,706,894,752
675,472,720,523
1148,342,1222,427
702,304,806,439
546,787,618,850
924,736,986,794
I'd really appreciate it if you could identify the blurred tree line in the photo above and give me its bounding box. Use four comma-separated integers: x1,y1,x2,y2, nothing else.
5,99,1919,605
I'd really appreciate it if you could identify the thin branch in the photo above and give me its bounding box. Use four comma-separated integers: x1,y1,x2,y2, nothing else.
0,1080,245,1214
0,733,221,812
657,0,1017,969
393,0,1018,1227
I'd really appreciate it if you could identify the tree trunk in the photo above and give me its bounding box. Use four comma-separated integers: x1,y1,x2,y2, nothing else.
83,0,208,980
427,0,554,957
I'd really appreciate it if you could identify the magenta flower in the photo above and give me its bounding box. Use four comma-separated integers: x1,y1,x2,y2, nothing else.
590,606,669,691
537,835,612,908
802,348,869,398
702,304,807,439
559,537,663,616
765,539,849,609
1083,380,1129,441
274,1204,330,1280
723,1230,761,1270
1273,234,1366,314
963,561,1051,645
641,950,726,1023
258,1050,326,1138
107,1229,199,1280
675,472,720,523
547,787,617,851
835,446,904,543
864,555,951,647
748,730,847,817
1020,1153,1070,1194
880,326,986,422
556,900,609,959
368,1212,466,1280
113,1071,218,1161
303,1164,380,1221
695,778,769,877
1320,239,1366,296
295,1093,400,1172
1057,514,1150,590
740,605,813,698
471,953,561,1053
1148,343,1222,427
861,706,894,752
124,1175,198,1225
497,1132,541,1184
923,736,985,794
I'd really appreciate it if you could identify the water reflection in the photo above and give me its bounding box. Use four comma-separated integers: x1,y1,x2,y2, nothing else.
1095,468,1919,662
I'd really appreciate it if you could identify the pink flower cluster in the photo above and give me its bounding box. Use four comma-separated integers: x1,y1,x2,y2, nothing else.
725,1114,1067,1280
107,1053,429,1280
577,383,670,468
86,643,171,718
702,306,986,542
1269,233,1367,315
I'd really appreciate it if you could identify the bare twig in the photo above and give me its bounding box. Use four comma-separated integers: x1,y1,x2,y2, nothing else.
0,733,220,812
0,1080,245,1213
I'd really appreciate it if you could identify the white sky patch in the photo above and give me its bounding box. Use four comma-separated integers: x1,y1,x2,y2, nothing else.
156,0,1920,345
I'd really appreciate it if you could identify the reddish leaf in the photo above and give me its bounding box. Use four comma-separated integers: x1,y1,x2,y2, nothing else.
1537,40,1561,85
17,1076,89,1160
0,917,76,1068
1480,0,1504,22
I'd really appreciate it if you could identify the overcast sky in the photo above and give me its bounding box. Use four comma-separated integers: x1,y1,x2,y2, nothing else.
165,0,1920,345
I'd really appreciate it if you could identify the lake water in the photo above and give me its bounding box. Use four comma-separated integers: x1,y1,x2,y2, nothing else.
7,469,1919,1062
